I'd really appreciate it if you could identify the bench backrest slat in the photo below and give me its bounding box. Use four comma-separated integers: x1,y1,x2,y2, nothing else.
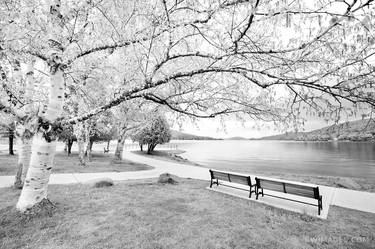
256,178,319,200
212,171,230,181
228,174,250,186
257,179,285,192
284,183,316,198
210,170,251,186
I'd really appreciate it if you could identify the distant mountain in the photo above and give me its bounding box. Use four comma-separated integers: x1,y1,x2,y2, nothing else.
170,130,220,140
225,136,248,140
260,119,375,142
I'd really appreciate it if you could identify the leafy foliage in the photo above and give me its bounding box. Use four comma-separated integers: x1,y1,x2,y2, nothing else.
132,115,171,154
2,0,374,130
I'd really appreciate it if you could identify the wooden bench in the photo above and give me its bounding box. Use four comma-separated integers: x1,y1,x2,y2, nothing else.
255,177,323,215
209,169,256,198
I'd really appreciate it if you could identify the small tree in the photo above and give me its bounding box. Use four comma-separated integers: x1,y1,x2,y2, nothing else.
132,115,171,154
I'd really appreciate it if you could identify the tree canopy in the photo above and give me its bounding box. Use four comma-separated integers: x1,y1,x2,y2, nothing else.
1,0,374,129
131,114,172,154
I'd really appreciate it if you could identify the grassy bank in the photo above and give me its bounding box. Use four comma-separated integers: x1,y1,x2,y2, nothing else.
139,149,375,193
0,152,153,176
1,179,374,249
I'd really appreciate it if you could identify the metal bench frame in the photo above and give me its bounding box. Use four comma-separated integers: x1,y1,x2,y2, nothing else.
209,169,256,198
255,177,323,215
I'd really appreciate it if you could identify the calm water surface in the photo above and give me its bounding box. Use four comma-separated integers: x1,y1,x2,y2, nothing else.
175,140,375,179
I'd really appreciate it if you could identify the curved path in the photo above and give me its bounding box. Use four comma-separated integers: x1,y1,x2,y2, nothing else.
1,149,375,219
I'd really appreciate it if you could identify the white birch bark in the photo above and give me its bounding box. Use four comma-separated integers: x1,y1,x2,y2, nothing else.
16,0,65,212
14,135,32,188
17,69,64,212
24,59,36,115
84,122,92,161
14,60,35,188
75,123,86,166
16,133,56,210
114,133,126,160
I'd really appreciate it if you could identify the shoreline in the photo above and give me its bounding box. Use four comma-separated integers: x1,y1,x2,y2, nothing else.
132,150,201,166
138,149,375,193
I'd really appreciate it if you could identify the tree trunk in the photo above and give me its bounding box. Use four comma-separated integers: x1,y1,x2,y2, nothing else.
17,68,64,211
140,144,143,151
16,7,65,211
77,135,86,166
87,139,93,162
16,133,57,211
147,143,157,154
74,123,86,166
147,144,155,154
67,139,73,156
83,122,92,162
114,135,126,160
8,127,14,155
16,68,64,211
13,58,35,189
14,137,32,189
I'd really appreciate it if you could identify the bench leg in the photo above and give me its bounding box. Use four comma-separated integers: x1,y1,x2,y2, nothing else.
318,196,323,215
320,196,323,210
249,185,256,198
210,179,213,188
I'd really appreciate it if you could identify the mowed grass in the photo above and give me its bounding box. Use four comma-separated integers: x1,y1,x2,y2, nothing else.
1,179,374,249
0,152,153,176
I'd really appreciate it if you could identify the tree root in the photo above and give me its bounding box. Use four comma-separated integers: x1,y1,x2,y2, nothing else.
22,198,57,218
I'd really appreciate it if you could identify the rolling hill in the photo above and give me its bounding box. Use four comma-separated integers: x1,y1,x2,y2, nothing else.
260,119,375,141
170,130,220,140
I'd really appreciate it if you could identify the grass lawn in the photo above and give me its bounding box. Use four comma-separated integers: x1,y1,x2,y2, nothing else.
0,152,153,176
1,179,374,249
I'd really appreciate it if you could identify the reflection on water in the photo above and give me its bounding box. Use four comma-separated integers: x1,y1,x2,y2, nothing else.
176,140,375,179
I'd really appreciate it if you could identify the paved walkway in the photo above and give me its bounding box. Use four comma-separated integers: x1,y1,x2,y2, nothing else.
1,149,375,219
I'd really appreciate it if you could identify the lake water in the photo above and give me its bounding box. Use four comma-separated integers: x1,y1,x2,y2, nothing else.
175,140,375,179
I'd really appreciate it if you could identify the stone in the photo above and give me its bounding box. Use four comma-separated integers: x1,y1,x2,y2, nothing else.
91,178,114,188
158,173,179,184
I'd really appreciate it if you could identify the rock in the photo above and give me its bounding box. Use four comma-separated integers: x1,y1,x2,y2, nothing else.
336,178,361,190
91,178,114,188
158,173,179,184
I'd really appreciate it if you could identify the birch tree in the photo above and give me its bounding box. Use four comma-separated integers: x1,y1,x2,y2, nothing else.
14,0,65,211
111,101,150,160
